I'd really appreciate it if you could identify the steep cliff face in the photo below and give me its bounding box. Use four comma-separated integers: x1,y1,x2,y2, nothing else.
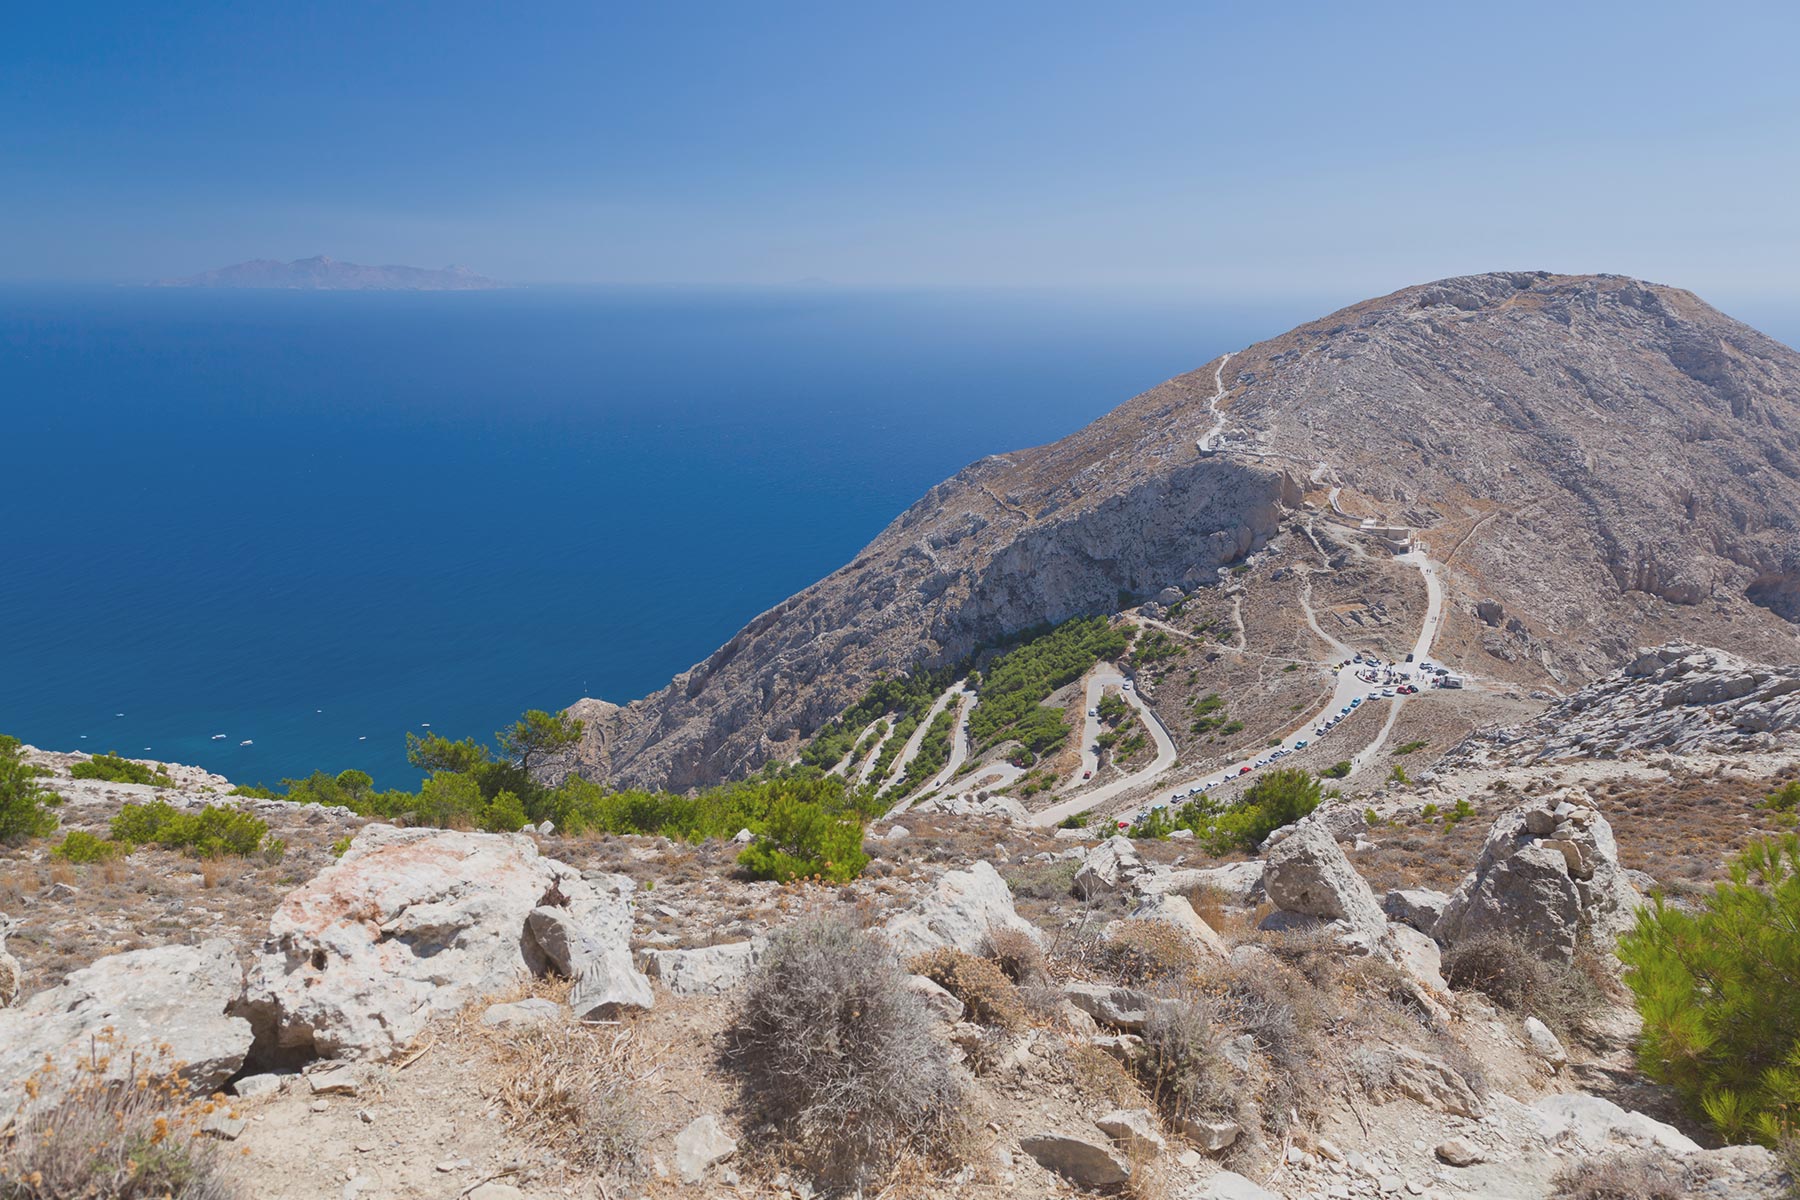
561,272,1800,791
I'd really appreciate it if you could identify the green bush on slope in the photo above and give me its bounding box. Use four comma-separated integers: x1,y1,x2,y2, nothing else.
1619,833,1800,1147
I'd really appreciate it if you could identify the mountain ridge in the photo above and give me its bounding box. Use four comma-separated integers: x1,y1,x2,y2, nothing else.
555,271,1800,794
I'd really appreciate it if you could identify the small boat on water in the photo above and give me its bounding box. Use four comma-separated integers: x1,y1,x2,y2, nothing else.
212,733,226,740
239,739,253,746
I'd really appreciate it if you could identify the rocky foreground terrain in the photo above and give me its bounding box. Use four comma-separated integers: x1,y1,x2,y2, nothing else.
4,640,1799,1199
562,272,1800,795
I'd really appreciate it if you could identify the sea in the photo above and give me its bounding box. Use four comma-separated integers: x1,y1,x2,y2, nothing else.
8,284,1790,790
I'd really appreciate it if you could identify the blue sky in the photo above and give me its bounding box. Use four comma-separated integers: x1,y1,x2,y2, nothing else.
5,1,1799,297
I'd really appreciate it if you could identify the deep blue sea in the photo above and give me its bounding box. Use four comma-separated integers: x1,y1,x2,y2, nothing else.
8,285,1791,789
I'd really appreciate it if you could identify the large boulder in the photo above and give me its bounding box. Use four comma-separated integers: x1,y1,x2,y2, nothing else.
1435,790,1641,961
243,825,648,1060
1122,893,1228,961
1261,823,1387,941
1532,1093,1699,1155
0,940,252,1104
1137,860,1265,906
1383,887,1449,933
882,861,1044,958
1019,1132,1132,1186
1073,835,1144,898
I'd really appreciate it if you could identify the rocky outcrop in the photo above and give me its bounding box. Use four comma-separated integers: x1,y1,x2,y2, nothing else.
1445,644,1800,766
1019,1132,1133,1187
882,861,1043,959
1073,835,1144,898
1435,790,1641,961
0,940,253,1104
242,825,648,1060
639,939,766,996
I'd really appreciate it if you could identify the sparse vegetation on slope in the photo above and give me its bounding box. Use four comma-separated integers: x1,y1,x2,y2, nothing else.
0,734,61,843
968,616,1129,758
1130,767,1324,853
68,751,174,788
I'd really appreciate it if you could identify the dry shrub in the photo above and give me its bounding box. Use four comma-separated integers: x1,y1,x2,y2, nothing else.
909,948,1025,1029
1064,1042,1144,1108
1442,931,1608,1038
0,1042,240,1200
1549,1151,1693,1200
731,915,965,1191
477,1014,644,1178
1140,995,1253,1132
981,926,1046,986
1063,920,1205,992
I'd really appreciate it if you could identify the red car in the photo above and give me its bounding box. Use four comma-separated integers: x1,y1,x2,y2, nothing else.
1238,765,1251,775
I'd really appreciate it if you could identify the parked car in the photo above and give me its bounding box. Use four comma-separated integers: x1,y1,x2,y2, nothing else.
1296,739,1308,749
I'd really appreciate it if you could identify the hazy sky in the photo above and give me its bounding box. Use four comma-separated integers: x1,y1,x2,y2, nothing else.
6,1,1799,298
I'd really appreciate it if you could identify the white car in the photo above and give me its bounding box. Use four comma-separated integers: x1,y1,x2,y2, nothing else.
1088,708,1099,717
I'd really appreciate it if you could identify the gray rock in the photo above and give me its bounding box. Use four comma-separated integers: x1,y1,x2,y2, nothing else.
1179,1115,1240,1151
1198,1170,1280,1200
1532,1092,1700,1154
882,861,1044,959
1074,835,1143,898
0,925,18,1009
1382,887,1449,932
1019,1132,1132,1186
480,997,564,1030
1436,791,1641,962
1122,892,1228,960
905,973,966,1022
242,825,648,1059
675,1113,737,1183
1094,1108,1165,1155
1523,1015,1567,1068
1384,1046,1482,1117
0,939,252,1103
1063,982,1158,1030
639,939,765,996
307,1063,363,1095
230,1072,287,1099
201,1112,248,1140
1435,1137,1483,1166
1262,822,1387,940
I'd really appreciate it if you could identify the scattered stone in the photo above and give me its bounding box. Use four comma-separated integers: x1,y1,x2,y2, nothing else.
1384,1046,1483,1117
675,1114,738,1183
1062,981,1157,1030
1198,1170,1280,1200
1089,1033,1143,1064
480,997,564,1030
230,1073,286,1099
1094,1108,1165,1155
1073,836,1143,898
200,1112,247,1140
526,895,654,1021
1524,1015,1568,1068
906,973,966,1022
307,1064,362,1096
467,1185,527,1200
1179,1115,1240,1152
310,1100,331,1114
1018,1132,1132,1187
733,828,754,843
1435,1137,1483,1166
639,939,766,996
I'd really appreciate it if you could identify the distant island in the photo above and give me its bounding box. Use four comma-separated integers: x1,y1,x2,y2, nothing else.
151,255,505,291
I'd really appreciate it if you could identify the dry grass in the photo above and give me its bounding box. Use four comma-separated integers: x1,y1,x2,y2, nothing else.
981,926,1047,987
1549,1151,1695,1200
1064,1042,1148,1109
728,915,966,1192
1441,930,1612,1040
475,1014,645,1178
1059,919,1207,993
0,1035,242,1200
909,948,1026,1029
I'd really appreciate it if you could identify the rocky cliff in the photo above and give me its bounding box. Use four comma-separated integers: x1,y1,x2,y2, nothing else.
562,272,1800,792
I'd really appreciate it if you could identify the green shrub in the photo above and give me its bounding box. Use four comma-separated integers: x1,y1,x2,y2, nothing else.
1620,834,1800,1147
68,752,173,788
330,835,353,858
730,916,963,1189
109,799,279,859
1764,780,1800,812
1320,761,1352,779
1389,764,1410,785
0,734,61,843
737,798,869,883
1132,768,1322,854
968,616,1127,752
1393,740,1429,756
228,782,278,799
53,829,127,863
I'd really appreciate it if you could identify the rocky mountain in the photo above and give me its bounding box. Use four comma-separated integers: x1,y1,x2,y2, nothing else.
152,255,503,290
560,272,1800,793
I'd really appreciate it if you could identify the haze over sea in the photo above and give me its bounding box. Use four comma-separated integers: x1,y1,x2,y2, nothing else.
6,285,1797,789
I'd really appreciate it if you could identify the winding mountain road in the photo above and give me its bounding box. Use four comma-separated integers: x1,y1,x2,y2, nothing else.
1028,665,1177,828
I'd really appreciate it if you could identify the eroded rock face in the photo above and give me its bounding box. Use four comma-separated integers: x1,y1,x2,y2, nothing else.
1435,790,1641,962
242,825,648,1060
0,939,252,1101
